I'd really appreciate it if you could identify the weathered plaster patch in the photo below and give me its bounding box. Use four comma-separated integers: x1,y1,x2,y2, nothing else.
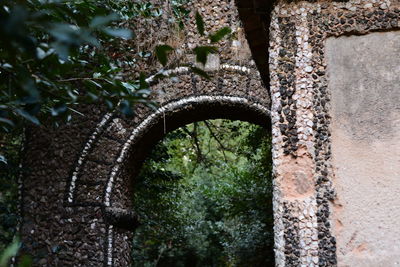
279,148,315,200
352,243,369,255
328,31,400,267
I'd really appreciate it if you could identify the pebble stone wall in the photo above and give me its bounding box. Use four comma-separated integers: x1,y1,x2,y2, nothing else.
20,0,271,266
269,0,400,266
20,0,400,265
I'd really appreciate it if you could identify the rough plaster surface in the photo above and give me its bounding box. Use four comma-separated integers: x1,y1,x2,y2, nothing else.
280,147,315,200
327,31,400,266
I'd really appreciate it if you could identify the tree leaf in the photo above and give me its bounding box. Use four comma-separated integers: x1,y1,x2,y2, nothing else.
0,155,7,165
0,117,15,127
90,13,119,28
51,104,67,116
120,100,134,117
15,109,40,125
195,11,205,36
18,255,33,267
103,28,132,40
139,72,149,89
155,45,174,66
122,82,138,92
87,79,102,88
209,27,232,43
190,66,210,80
193,46,217,65
0,238,20,267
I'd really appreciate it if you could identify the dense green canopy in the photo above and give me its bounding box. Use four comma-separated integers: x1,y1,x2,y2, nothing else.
132,119,274,266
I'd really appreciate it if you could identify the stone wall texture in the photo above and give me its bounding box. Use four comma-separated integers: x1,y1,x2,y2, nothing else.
20,0,270,266
328,31,400,266
270,0,400,266
21,0,400,266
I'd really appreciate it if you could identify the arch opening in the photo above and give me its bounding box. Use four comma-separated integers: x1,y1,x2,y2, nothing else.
111,96,271,194
131,119,275,266
100,96,274,265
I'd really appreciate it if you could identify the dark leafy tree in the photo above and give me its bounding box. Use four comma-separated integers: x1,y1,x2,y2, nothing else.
132,120,274,267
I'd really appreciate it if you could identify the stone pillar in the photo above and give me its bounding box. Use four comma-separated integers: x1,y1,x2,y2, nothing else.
270,5,321,265
269,0,400,266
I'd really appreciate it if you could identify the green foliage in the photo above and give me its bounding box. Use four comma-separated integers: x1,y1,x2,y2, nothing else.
0,238,19,267
189,66,210,80
0,134,21,254
0,1,231,130
195,11,205,36
209,27,232,43
155,45,174,67
170,1,191,29
0,0,159,259
0,238,32,267
0,2,235,263
132,120,274,266
193,46,218,65
0,0,150,131
192,12,231,68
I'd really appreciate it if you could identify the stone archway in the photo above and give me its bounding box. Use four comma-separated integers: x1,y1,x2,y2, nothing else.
19,0,400,266
65,95,271,266
96,95,271,266
21,57,271,265
18,0,277,265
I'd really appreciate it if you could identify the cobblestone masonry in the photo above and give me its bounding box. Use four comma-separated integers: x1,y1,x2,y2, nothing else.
20,0,270,266
270,0,400,266
20,0,400,265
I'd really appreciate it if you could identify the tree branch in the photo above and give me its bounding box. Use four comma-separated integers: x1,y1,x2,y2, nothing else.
192,122,204,164
204,121,228,163
181,125,204,166
57,77,106,82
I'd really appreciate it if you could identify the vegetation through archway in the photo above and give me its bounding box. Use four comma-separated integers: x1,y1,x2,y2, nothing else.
131,119,274,266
